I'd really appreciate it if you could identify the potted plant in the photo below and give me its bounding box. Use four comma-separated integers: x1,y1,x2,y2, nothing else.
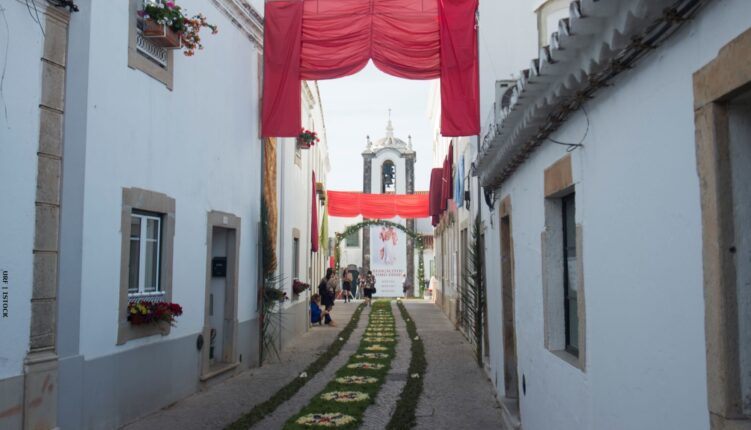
298,128,320,149
263,287,288,303
138,1,218,56
127,301,183,326
292,279,311,296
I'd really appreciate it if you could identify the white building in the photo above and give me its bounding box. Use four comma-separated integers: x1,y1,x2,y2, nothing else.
275,80,331,350
473,0,751,429
0,0,329,428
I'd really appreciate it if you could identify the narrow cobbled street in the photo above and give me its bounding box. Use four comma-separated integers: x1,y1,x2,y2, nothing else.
122,301,502,430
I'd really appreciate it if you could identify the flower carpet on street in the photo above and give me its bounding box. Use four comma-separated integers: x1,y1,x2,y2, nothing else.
363,337,395,343
286,301,396,429
364,345,388,351
354,353,390,360
346,362,384,370
335,376,378,385
320,391,370,403
295,413,356,427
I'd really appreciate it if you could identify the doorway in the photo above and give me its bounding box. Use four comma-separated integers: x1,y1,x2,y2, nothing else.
500,197,520,420
202,211,241,379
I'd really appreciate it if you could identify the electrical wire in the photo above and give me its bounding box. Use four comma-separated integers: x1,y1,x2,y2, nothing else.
547,104,589,152
25,0,46,37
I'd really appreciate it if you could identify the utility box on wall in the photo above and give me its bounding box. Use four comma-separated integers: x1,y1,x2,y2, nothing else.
212,257,227,277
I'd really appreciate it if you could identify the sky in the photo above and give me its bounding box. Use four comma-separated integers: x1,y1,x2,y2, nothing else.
318,62,437,192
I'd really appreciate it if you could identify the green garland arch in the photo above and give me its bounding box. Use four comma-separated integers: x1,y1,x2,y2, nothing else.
335,220,426,295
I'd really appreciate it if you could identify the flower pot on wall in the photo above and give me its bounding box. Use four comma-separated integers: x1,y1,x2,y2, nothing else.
297,139,313,150
142,19,182,49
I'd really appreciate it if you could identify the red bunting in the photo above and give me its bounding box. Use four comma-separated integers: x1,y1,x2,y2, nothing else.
327,191,429,219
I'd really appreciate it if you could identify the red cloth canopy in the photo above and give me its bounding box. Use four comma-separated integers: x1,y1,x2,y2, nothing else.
327,191,429,219
262,0,479,138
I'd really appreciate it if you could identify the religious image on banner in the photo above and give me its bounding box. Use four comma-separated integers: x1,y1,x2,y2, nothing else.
370,225,406,297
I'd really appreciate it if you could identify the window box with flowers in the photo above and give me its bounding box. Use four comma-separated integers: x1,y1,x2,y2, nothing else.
298,129,320,150
127,301,183,327
139,0,218,56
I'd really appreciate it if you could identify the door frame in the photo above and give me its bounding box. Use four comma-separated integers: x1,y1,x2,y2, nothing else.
499,196,521,418
693,27,751,428
201,211,241,380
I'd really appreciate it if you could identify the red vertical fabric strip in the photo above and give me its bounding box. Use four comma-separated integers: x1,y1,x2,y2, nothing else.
439,0,479,136
429,168,444,217
311,171,319,252
262,1,304,137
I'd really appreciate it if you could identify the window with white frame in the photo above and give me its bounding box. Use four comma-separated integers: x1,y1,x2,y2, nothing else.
128,211,163,296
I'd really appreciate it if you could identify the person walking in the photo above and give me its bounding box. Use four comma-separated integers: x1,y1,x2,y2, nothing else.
342,269,353,303
318,268,336,326
363,270,376,307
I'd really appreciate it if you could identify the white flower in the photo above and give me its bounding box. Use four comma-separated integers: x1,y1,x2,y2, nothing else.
414,336,420,341
339,337,344,341
299,372,308,378
411,373,420,379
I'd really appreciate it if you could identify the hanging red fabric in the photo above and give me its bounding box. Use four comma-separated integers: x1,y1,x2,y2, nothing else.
327,191,430,219
311,171,319,252
262,0,478,138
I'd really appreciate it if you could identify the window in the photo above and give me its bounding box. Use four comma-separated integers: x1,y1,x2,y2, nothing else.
118,188,175,345
128,212,162,296
382,160,396,193
345,231,360,247
127,0,174,89
561,194,578,355
293,238,300,279
542,155,585,370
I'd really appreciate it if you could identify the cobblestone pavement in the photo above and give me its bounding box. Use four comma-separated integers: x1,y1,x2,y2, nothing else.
121,301,362,430
123,300,505,430
405,301,505,430
249,305,371,429
360,301,410,429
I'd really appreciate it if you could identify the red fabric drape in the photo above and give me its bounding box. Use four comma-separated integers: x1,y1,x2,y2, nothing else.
327,191,429,219
439,0,479,136
429,167,443,226
311,171,319,252
262,1,304,137
262,0,478,137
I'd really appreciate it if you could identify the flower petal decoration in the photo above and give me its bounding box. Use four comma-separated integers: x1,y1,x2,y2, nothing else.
296,413,356,427
321,391,370,403
335,376,378,385
347,362,385,370
365,345,388,351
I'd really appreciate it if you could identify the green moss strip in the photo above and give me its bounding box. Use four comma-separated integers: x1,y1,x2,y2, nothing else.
386,301,426,430
284,301,397,430
225,303,366,430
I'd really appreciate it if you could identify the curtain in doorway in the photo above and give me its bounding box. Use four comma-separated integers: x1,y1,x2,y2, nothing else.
262,0,479,138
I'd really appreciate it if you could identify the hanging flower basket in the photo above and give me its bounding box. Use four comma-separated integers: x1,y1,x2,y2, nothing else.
297,128,319,149
292,279,310,296
142,19,182,49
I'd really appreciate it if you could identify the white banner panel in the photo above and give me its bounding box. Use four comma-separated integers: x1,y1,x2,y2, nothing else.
369,224,406,297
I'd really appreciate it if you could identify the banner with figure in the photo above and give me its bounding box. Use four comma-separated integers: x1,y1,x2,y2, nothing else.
370,224,406,297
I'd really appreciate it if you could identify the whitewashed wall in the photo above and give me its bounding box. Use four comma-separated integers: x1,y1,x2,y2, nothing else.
67,0,262,359
481,1,751,428
0,0,46,381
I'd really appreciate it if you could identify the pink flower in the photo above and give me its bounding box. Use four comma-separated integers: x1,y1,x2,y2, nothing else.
166,1,175,8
